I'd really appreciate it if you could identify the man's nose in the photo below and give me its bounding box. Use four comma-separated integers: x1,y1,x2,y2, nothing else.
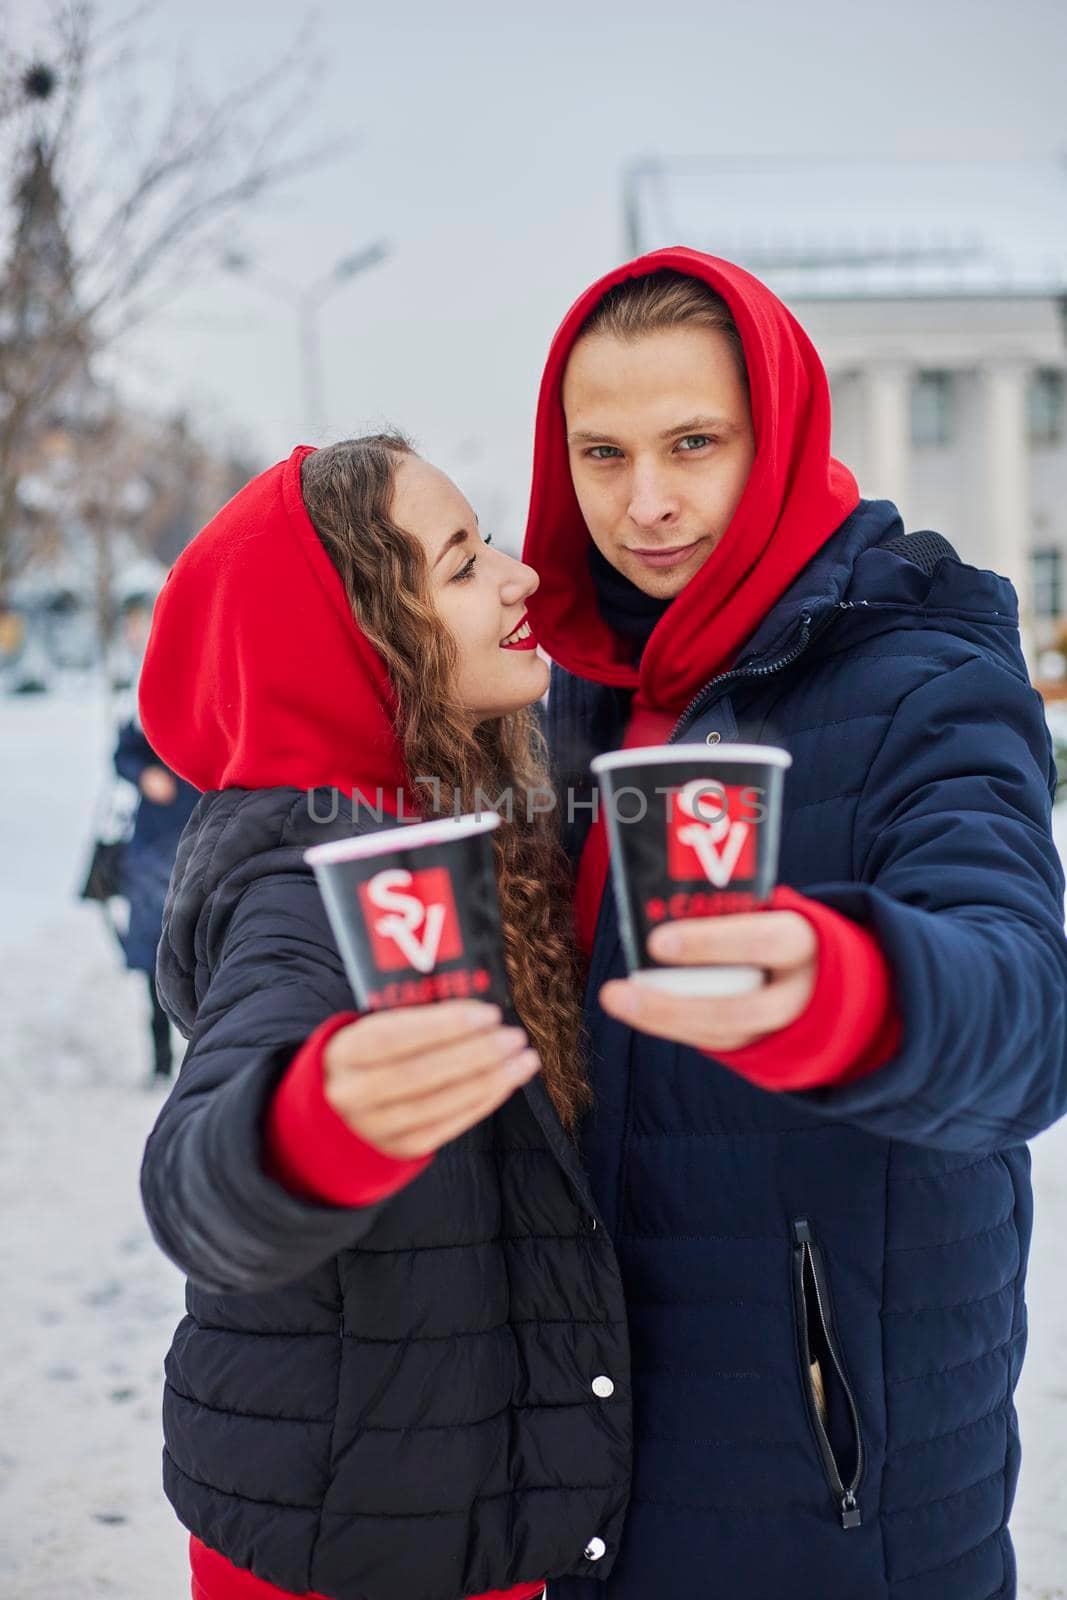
627,466,678,531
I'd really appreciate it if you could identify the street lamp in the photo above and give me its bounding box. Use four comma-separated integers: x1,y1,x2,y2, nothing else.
221,241,390,436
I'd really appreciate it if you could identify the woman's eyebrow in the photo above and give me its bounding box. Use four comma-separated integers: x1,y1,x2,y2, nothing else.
433,513,480,568
434,528,469,567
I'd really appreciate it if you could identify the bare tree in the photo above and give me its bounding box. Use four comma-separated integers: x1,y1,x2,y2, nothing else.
0,0,343,604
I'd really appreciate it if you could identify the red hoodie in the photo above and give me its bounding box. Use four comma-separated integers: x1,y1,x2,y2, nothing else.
138,445,546,1600
521,247,901,1089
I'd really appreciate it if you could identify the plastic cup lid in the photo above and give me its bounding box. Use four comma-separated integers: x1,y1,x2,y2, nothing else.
591,743,792,774
304,811,501,868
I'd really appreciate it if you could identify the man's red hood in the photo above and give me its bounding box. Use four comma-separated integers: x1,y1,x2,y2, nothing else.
522,246,860,713
138,445,409,806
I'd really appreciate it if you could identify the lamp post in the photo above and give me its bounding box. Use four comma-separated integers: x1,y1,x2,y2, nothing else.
221,241,389,436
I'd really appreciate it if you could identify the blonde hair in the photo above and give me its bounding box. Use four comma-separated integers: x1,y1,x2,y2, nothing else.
578,267,747,383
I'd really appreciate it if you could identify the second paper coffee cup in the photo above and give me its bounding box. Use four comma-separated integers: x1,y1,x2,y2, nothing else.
590,743,793,997
304,812,510,1013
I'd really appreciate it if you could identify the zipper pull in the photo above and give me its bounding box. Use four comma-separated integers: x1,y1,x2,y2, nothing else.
840,1491,862,1530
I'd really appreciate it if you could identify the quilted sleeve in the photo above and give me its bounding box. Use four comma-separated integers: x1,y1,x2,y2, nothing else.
790,650,1067,1151
140,872,422,1293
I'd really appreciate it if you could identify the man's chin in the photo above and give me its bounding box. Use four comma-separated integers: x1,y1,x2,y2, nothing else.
618,544,710,598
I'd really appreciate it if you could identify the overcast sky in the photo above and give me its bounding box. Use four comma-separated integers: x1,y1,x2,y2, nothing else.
19,0,1067,546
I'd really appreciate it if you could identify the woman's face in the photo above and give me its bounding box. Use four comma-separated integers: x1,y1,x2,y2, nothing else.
391,455,549,719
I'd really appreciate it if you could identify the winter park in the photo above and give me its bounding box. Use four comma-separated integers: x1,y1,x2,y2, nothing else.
5,4,1067,1599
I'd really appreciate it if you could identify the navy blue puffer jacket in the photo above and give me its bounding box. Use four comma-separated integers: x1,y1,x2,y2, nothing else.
544,499,1067,1600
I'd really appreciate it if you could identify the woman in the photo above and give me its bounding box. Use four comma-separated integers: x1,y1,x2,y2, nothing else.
138,436,633,1600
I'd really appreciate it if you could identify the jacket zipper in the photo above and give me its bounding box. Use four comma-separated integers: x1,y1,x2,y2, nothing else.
667,600,863,744
663,605,868,1523
791,1218,864,1529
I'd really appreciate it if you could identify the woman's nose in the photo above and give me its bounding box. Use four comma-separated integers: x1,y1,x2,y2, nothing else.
501,555,540,599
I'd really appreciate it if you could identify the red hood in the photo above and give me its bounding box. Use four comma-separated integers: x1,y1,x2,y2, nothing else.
138,445,409,807
522,246,860,713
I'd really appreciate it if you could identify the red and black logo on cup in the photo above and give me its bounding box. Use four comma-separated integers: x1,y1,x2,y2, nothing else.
590,745,792,981
665,779,762,887
306,816,512,1014
359,866,464,973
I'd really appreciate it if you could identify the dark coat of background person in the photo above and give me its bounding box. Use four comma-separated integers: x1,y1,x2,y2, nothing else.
113,718,199,972
542,500,1067,1600
140,788,633,1600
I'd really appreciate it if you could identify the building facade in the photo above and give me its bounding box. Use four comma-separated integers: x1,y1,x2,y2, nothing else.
624,157,1067,674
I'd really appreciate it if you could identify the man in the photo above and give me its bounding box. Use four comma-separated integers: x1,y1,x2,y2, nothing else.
522,247,1067,1599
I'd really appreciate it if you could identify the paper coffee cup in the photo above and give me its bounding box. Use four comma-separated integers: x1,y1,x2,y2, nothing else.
590,744,792,998
304,813,510,1012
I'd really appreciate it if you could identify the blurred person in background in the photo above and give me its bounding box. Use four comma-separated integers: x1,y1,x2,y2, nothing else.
523,247,1067,1600
112,708,198,1083
136,437,622,1600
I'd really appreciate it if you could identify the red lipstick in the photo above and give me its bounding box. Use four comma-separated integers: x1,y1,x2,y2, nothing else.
500,611,537,651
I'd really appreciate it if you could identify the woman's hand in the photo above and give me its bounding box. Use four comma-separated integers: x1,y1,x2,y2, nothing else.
322,1001,540,1159
139,764,178,804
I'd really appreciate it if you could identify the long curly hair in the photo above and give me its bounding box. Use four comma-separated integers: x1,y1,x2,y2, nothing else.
300,434,593,1137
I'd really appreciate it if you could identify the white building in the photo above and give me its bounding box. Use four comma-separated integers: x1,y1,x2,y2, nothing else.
625,157,1067,673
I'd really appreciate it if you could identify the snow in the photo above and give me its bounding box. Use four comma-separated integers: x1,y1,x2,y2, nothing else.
0,682,189,1598
0,685,1065,1598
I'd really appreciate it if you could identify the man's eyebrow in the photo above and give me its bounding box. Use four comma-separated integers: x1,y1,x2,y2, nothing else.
433,512,480,568
567,428,617,445
659,414,736,440
566,415,736,445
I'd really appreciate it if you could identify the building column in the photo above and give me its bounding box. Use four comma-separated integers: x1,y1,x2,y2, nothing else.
980,359,1033,666
861,361,913,519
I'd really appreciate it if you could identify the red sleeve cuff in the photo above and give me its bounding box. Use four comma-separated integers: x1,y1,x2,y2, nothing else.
264,1012,433,1206
707,885,902,1092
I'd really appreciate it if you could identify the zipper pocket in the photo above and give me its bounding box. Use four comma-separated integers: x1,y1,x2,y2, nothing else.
791,1217,864,1529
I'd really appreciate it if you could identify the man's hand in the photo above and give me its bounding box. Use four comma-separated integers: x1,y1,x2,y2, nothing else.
139,764,178,804
598,909,817,1052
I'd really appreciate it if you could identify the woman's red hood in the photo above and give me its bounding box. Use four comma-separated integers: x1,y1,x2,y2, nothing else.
138,445,409,806
522,246,860,713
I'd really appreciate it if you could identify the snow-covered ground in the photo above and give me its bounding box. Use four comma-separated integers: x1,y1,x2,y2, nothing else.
0,683,189,1599
0,683,1065,1598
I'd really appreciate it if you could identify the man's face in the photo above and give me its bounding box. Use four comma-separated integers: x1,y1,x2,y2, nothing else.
562,324,756,598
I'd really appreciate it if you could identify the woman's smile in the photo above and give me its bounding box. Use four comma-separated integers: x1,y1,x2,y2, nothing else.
500,611,538,650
